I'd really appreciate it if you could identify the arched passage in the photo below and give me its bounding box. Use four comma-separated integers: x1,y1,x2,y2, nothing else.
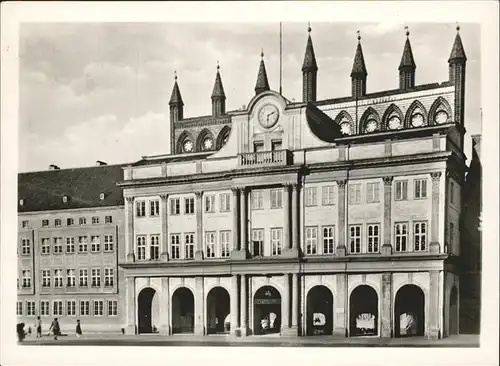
349,285,378,337
254,286,281,335
206,287,231,334
137,287,159,334
449,286,459,335
171,287,195,334
394,285,425,337
306,285,334,336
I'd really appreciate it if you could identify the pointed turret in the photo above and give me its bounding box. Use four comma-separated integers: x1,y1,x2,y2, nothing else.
399,27,416,90
211,62,226,116
255,50,270,95
351,31,367,98
169,71,184,154
302,23,318,103
448,26,467,63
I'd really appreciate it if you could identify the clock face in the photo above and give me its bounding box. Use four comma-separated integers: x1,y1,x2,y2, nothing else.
365,119,377,133
340,122,351,135
203,137,213,150
183,140,193,152
435,111,449,124
411,113,424,127
388,116,402,130
258,104,279,128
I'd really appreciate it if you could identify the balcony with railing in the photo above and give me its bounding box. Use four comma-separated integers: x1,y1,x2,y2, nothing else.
238,149,292,168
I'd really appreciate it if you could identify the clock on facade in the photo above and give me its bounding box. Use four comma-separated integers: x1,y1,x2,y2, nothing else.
203,137,213,150
340,122,351,135
365,119,377,133
258,104,279,128
411,113,424,127
435,111,449,124
388,116,402,130
183,140,194,152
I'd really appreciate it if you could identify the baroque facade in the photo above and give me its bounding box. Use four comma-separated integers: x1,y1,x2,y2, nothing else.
17,25,473,339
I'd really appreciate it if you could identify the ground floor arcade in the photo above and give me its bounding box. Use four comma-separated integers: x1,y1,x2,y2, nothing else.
124,271,460,339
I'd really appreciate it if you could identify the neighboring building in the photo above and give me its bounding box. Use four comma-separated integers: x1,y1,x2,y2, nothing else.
117,26,469,339
17,163,126,334
459,135,482,334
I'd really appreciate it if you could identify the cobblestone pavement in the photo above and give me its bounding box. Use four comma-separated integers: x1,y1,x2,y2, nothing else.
21,334,479,347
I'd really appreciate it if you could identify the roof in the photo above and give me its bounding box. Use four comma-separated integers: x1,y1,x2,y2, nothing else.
449,32,467,62
169,80,184,106
302,34,318,72
399,38,416,70
350,42,367,77
255,58,270,95
211,68,226,99
18,164,125,213
131,152,213,167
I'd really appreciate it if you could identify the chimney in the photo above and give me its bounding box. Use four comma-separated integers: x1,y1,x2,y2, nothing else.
49,164,60,170
96,160,107,166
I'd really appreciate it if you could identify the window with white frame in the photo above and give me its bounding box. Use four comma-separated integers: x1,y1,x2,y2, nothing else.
42,219,49,227
22,269,31,288
251,191,264,210
395,181,408,201
170,234,180,259
54,269,63,288
104,268,114,287
136,201,146,217
17,301,23,315
21,238,31,255
104,235,114,252
67,218,74,226
136,236,146,260
67,269,76,287
64,237,74,254
67,300,76,316
26,301,35,316
40,300,50,316
220,231,231,257
349,184,362,204
150,200,160,216
108,300,118,316
54,218,61,227
450,182,455,205
322,185,335,205
251,229,264,257
349,225,362,253
53,300,63,316
170,198,181,215
185,197,195,214
94,300,104,316
184,233,194,259
305,227,318,255
366,183,380,203
271,228,283,256
270,189,283,209
41,238,50,255
53,237,63,254
414,222,427,251
41,269,51,287
305,187,318,206
205,195,215,213
79,268,88,287
322,226,335,254
205,231,216,258
91,236,101,252
79,217,86,225
220,193,231,212
22,220,29,229
414,179,428,199
80,300,90,316
105,215,113,224
150,235,160,260
367,224,380,253
395,223,408,252
91,268,101,287
78,236,88,252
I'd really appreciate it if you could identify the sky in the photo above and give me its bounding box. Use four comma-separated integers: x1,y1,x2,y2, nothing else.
18,22,481,172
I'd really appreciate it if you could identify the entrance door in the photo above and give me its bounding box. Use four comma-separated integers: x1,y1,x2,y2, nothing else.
306,285,334,336
394,285,425,337
138,287,156,334
349,285,379,337
171,287,195,334
254,286,282,335
206,287,231,334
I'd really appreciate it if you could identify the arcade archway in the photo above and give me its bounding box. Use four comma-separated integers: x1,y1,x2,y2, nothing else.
171,287,195,334
306,285,334,336
206,287,231,334
254,286,281,335
394,285,425,337
137,287,159,334
349,285,378,337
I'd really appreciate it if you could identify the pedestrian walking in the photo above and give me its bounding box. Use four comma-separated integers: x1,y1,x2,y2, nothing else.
76,319,82,338
28,326,32,336
16,323,26,342
36,316,42,338
49,318,60,340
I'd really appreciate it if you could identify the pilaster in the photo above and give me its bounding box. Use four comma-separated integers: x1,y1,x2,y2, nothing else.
126,277,136,334
281,274,291,334
195,191,204,260
287,273,299,336
240,274,248,336
160,194,169,261
159,277,170,335
382,176,393,256
335,274,347,336
230,275,240,336
282,183,299,258
125,197,135,262
336,180,347,256
232,187,248,260
380,272,393,337
194,276,205,335
430,172,442,253
428,270,440,339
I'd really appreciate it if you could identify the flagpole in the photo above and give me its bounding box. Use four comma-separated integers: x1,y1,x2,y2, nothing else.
279,21,283,95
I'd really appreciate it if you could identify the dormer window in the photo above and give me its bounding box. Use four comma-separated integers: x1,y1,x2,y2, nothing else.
100,193,105,200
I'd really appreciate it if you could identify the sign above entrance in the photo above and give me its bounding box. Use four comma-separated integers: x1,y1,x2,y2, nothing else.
255,299,281,305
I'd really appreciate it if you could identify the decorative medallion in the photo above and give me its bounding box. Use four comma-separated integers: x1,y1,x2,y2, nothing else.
411,113,424,127
388,115,402,130
340,121,352,135
183,139,194,152
202,137,213,150
435,110,449,124
365,119,378,133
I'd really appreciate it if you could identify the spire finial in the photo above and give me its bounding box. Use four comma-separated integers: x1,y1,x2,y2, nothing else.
357,30,361,42
174,70,177,81
217,60,220,70
261,48,264,58
307,22,311,33
405,26,410,38
456,23,460,32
